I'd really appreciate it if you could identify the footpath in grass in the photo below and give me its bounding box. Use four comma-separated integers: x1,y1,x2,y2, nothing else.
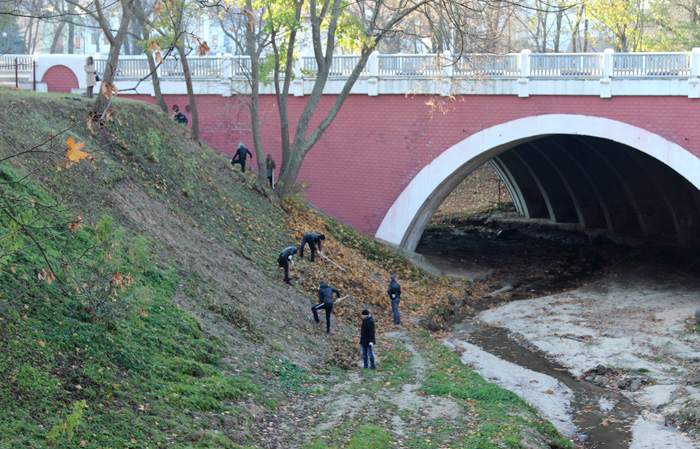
271,329,574,449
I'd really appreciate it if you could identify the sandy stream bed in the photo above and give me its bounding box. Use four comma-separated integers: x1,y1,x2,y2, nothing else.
451,264,700,448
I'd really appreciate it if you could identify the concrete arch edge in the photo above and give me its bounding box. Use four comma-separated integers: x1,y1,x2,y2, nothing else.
375,114,700,251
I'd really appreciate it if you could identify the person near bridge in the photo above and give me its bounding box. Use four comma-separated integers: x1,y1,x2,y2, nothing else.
300,232,325,262
231,142,253,173
387,274,402,325
359,309,376,369
311,281,340,333
278,246,299,285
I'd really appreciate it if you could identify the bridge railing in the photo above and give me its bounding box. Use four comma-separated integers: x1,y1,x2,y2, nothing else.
612,52,691,77
85,50,699,81
530,53,604,78
452,54,520,77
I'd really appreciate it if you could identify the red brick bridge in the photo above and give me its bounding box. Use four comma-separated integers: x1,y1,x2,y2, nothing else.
11,51,700,250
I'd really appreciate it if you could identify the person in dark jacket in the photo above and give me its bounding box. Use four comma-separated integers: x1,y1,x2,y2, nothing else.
311,281,340,333
359,309,376,369
172,106,188,125
300,232,325,262
278,246,299,285
387,274,401,324
266,153,276,187
231,142,253,173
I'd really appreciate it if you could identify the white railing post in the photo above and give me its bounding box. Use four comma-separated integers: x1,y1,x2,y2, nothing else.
689,48,700,99
368,51,379,96
222,53,233,78
293,56,304,96
600,48,613,98
518,49,530,98
441,50,452,96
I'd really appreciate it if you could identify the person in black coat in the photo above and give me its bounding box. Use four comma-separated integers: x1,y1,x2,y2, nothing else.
311,281,340,333
278,246,299,285
300,232,325,262
231,142,253,173
359,309,376,369
387,274,402,324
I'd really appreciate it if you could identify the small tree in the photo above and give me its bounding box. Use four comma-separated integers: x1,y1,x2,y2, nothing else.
213,0,531,194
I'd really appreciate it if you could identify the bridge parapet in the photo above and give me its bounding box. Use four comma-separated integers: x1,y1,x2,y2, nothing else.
3,49,700,98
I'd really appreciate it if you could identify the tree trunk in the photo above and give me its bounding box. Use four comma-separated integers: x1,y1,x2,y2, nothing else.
176,44,199,141
145,51,168,114
92,0,132,115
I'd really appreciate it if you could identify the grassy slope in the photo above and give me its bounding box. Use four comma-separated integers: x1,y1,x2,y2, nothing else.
0,90,572,449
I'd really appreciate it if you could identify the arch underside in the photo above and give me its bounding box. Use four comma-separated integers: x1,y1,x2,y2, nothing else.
375,115,700,251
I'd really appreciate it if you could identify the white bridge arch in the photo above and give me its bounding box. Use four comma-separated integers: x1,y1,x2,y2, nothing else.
375,114,700,251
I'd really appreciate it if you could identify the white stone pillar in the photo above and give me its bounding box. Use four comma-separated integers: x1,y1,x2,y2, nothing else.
293,56,304,96
368,51,379,96
600,48,613,98
689,48,700,99
440,50,452,96
518,49,530,98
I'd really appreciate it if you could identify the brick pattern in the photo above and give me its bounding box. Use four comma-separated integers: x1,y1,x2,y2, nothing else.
122,93,700,237
42,65,79,93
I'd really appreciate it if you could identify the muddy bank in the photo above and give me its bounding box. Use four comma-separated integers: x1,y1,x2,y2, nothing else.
417,220,700,448
478,265,700,448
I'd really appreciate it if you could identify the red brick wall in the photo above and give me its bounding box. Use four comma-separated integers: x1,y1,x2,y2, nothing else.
42,66,79,93
122,94,700,236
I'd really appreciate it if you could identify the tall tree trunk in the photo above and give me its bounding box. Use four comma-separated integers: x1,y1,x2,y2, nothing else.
145,51,168,113
50,22,65,53
91,0,133,115
176,44,199,141
68,19,74,53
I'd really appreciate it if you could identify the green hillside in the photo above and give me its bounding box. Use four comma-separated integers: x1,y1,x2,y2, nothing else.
0,89,573,449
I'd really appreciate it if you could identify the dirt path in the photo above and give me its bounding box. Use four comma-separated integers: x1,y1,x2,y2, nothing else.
257,330,464,449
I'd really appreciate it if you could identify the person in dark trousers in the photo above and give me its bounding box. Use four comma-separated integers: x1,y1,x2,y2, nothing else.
359,309,376,369
266,153,276,188
278,246,299,285
311,281,340,333
172,106,188,125
231,142,253,173
387,274,402,324
300,233,325,262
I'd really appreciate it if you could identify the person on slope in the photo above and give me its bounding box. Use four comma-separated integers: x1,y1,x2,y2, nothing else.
300,232,325,262
231,142,253,173
311,281,340,333
278,246,300,285
387,274,402,325
359,309,376,369
266,153,276,188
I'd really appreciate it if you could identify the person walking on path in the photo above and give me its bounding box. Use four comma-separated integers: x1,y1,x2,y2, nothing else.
311,281,340,333
359,309,376,369
300,232,325,262
231,142,253,173
387,274,402,324
266,153,276,188
278,246,299,285
84,56,97,99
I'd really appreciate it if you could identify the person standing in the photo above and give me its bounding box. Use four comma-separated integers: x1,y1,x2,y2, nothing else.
300,232,325,262
84,56,97,99
172,106,188,125
231,142,253,173
278,246,299,285
387,274,402,324
266,153,276,188
359,309,376,369
311,281,340,333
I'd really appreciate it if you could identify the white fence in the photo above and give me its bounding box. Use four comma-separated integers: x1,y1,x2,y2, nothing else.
84,49,700,81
